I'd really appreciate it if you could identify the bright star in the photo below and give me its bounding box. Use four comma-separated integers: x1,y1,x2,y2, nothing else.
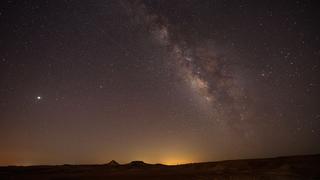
36,96,42,100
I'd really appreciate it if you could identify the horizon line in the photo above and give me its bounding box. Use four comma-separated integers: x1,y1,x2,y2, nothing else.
1,153,319,167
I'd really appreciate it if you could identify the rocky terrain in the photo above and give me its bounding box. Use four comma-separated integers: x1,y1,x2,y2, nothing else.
0,154,319,179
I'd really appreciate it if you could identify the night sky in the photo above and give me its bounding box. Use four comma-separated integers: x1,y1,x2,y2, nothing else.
1,0,320,165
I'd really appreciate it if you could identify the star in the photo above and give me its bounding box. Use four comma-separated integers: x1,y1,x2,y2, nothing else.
36,96,42,100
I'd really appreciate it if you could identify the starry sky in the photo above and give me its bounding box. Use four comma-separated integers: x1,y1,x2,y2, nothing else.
0,0,320,165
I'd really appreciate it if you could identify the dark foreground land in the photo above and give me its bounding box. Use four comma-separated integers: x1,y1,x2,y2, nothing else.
1,154,319,180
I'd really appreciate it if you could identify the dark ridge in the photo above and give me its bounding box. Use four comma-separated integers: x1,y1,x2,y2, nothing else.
127,161,149,167
107,160,119,166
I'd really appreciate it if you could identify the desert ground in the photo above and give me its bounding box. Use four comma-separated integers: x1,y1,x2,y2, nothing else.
0,154,319,180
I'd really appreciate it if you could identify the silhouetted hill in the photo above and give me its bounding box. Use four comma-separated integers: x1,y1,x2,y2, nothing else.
107,160,119,166
0,154,319,179
127,161,149,168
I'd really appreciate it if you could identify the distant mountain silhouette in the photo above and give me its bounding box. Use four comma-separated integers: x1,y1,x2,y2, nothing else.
107,160,119,166
128,161,149,167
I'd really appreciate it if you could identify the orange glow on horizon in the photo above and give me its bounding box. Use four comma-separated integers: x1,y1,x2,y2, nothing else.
159,155,195,165
161,159,192,165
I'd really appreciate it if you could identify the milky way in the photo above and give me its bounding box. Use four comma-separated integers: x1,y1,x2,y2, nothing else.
123,1,251,130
